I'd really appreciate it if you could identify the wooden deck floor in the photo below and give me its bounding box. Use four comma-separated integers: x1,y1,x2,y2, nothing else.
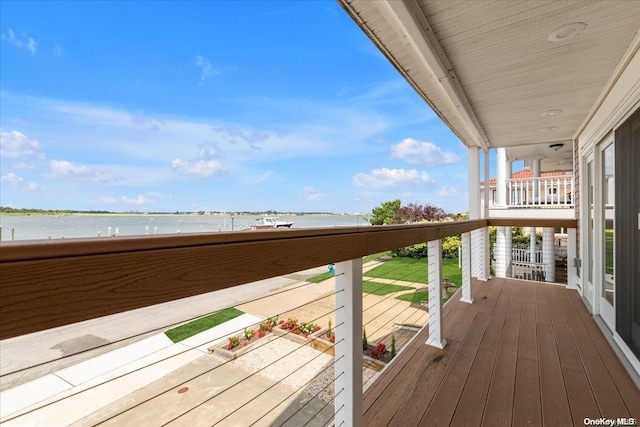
363,278,640,426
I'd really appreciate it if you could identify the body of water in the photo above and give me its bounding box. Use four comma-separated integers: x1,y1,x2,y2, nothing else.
0,214,369,241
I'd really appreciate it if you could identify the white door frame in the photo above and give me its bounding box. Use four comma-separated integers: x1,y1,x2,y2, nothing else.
581,150,595,307
596,135,615,330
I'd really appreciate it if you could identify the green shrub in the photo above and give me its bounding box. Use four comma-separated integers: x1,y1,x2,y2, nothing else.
391,242,428,259
441,235,461,258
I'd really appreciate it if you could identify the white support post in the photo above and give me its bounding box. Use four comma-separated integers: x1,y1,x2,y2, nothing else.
530,227,537,264
482,151,491,279
461,232,473,304
505,226,512,277
484,149,491,219
497,148,507,206
427,240,446,349
335,259,363,427
468,147,482,279
542,227,555,282
495,226,506,277
567,228,578,290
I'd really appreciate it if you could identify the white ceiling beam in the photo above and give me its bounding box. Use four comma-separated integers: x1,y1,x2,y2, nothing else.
379,0,490,150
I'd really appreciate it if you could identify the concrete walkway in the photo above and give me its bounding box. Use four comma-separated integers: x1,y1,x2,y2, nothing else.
0,266,327,391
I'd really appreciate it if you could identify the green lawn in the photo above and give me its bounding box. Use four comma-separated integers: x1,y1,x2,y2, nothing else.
165,307,244,343
366,257,462,285
395,291,429,303
307,272,334,284
306,251,393,284
362,280,414,296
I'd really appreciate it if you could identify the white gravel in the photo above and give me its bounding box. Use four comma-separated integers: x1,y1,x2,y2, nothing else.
230,335,382,404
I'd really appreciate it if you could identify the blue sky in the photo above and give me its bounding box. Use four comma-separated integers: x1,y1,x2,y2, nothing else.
1,1,474,214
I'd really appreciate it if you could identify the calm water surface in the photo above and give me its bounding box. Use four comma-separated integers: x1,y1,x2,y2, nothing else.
0,214,369,241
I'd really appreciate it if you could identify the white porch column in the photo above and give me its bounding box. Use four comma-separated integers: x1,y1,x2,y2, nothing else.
497,148,507,206
505,226,512,277
427,239,446,349
495,226,507,277
482,150,491,280
567,228,578,290
461,232,473,303
532,158,541,201
468,147,481,218
530,227,537,264
468,147,482,279
506,159,513,205
335,259,363,427
543,227,555,282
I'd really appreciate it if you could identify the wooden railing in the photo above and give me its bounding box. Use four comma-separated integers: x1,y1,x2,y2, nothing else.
0,220,486,341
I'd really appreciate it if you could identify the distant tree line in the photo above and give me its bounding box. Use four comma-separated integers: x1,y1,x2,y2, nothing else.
368,199,450,225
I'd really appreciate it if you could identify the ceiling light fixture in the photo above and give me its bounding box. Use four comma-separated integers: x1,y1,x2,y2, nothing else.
550,143,564,151
548,23,587,42
541,109,562,116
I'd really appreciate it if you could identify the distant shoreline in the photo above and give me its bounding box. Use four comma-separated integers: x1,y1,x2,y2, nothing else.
0,211,355,218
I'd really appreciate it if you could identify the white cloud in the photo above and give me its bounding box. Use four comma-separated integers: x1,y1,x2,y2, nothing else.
1,29,36,55
391,138,459,166
172,144,228,177
244,171,273,185
0,129,43,158
53,43,62,58
1,172,44,192
195,55,219,81
50,160,116,182
98,197,116,203
353,167,434,189
122,191,162,205
302,186,328,201
171,159,227,177
438,186,462,198
14,162,35,169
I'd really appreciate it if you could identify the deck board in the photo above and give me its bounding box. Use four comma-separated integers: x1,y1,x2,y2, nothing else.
567,291,640,417
363,278,640,427
481,280,522,427
536,285,573,426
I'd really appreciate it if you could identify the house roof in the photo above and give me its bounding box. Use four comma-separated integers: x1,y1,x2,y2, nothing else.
482,168,572,186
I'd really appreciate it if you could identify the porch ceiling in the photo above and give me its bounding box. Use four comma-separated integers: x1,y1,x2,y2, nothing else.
339,0,640,150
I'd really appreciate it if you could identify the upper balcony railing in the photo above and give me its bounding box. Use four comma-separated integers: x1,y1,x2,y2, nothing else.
505,175,574,208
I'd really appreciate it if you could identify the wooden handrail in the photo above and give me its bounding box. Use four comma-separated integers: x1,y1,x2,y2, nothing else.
0,220,485,340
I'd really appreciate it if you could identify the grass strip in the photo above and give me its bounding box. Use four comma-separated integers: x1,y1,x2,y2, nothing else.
165,307,244,343
366,257,462,285
307,272,334,284
362,280,414,296
306,251,393,284
395,291,429,303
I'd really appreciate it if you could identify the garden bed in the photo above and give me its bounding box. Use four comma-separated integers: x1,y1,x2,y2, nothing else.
208,316,278,361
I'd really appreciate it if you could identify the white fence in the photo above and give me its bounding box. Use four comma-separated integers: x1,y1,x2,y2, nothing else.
506,176,573,207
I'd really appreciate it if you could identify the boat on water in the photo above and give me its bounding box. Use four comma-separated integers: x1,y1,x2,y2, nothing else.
252,216,294,230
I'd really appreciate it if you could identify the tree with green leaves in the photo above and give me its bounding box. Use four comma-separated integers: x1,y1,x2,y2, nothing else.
369,199,401,225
